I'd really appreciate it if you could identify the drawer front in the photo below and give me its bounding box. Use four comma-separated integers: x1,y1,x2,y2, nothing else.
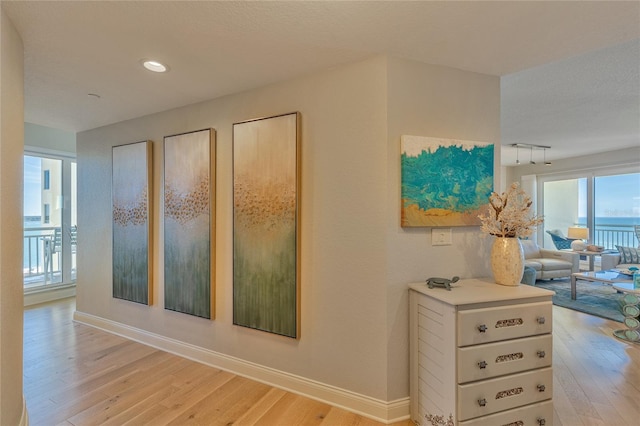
457,334,552,383
458,302,552,347
459,399,553,426
457,367,552,421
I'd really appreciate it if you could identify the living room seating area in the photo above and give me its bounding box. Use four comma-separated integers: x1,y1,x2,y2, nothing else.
521,239,579,280
601,225,640,270
546,229,579,250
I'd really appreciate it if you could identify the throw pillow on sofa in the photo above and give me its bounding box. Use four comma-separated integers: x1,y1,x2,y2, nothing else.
616,245,640,264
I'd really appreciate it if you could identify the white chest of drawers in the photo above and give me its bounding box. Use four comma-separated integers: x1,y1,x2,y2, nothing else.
409,278,555,426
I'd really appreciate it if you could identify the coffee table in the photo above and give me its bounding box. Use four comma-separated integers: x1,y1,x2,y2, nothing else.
570,270,632,300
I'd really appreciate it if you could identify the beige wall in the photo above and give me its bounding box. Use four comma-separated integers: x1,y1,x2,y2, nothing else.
0,10,26,425
77,55,391,399
385,57,500,398
76,55,500,404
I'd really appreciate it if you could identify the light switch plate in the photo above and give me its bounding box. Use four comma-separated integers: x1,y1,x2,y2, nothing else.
432,228,452,246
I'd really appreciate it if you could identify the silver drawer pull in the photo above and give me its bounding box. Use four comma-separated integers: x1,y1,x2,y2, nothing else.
537,350,546,358
537,418,546,426
537,384,546,392
478,398,487,407
537,316,546,324
478,360,487,369
478,324,488,333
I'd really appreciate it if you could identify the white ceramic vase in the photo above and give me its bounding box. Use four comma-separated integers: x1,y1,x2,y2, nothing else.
491,237,524,286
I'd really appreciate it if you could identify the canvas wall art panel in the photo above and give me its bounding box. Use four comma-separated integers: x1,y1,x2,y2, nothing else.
233,112,301,338
164,129,215,319
401,135,494,227
112,140,153,304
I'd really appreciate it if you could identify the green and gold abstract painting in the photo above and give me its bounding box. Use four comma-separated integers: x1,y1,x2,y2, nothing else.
112,141,153,304
164,129,215,319
401,135,494,227
233,112,300,338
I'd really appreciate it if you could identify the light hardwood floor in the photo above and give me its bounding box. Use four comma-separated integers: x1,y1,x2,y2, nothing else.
24,298,640,426
24,298,411,426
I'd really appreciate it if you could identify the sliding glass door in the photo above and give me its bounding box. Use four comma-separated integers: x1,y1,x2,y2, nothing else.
23,152,77,288
542,177,586,249
540,167,639,251
594,173,639,248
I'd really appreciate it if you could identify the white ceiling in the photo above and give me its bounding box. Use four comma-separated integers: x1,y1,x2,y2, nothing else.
3,1,639,165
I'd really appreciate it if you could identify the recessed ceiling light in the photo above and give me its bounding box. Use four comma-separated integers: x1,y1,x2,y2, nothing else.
141,59,169,73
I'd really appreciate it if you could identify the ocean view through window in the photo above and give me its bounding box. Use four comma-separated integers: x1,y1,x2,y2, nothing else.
542,170,639,251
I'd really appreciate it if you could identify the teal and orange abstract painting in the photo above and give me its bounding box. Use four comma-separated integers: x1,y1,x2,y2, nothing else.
401,136,494,227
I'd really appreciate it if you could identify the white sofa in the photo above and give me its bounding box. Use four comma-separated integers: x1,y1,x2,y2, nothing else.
521,239,579,280
601,246,640,271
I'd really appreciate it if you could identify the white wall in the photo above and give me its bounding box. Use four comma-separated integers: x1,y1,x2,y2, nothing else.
0,10,27,426
385,57,500,399
75,54,500,416
25,122,76,154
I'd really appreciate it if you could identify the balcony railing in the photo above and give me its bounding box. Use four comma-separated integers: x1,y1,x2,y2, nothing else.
591,223,638,250
24,226,71,287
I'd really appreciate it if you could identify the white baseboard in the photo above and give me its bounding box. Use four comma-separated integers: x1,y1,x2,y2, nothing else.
24,284,76,306
73,310,410,424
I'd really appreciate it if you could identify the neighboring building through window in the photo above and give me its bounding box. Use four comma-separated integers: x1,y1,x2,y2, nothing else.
43,169,50,190
43,203,50,224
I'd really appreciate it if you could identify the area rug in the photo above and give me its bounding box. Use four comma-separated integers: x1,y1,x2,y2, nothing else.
533,278,624,323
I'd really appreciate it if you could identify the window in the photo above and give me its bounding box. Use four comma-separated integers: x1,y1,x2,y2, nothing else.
23,152,77,288
594,173,640,248
540,167,639,250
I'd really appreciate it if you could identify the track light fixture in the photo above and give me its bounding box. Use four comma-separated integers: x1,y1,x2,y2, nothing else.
529,147,535,164
510,143,551,166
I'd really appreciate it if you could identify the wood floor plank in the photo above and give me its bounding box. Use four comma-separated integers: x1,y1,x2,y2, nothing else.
243,392,308,426
166,376,273,425
27,388,112,426
317,408,363,426
66,375,176,426
159,369,235,411
250,391,339,426
203,379,274,426
552,373,585,426
165,376,255,425
166,359,223,389
120,402,176,426
98,352,183,397
100,385,179,426
591,401,627,426
23,297,640,425
232,387,289,425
